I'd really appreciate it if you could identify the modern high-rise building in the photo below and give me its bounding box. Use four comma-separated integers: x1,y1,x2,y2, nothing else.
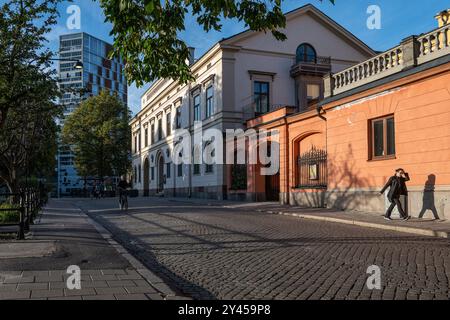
57,32,127,197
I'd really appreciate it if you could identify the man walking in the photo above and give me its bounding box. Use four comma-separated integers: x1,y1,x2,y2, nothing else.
380,168,410,221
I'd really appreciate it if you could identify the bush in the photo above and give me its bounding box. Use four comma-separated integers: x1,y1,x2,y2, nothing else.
0,203,20,224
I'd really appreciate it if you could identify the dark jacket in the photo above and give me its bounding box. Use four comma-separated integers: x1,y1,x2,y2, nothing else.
117,180,129,189
381,173,410,200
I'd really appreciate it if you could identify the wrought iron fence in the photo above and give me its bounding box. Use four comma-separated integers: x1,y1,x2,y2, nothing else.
297,148,327,189
0,188,45,240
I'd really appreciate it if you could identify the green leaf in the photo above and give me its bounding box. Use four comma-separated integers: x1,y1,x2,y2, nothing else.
99,0,336,85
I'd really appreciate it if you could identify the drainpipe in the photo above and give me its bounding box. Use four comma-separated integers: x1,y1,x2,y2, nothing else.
284,117,289,205
188,83,193,198
316,104,328,209
173,158,176,197
316,105,327,121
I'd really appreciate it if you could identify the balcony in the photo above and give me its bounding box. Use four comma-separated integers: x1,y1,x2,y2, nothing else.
290,56,332,78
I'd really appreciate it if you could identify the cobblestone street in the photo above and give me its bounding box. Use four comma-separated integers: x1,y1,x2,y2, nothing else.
76,197,450,300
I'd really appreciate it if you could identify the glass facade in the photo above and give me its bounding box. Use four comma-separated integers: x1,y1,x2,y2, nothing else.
57,32,127,196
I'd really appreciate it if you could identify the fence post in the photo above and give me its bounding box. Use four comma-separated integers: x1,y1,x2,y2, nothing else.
24,189,30,232
323,73,334,98
30,189,35,224
18,206,25,240
401,35,420,70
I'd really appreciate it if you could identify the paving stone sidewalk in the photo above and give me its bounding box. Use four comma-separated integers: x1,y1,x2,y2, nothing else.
0,199,190,300
0,269,164,300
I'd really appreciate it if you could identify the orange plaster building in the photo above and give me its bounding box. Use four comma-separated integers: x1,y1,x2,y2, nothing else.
246,10,450,219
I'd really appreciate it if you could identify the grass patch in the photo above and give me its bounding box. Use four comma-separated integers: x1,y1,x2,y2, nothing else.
0,203,20,224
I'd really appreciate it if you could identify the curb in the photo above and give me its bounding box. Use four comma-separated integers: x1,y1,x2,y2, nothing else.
261,209,450,239
75,205,192,300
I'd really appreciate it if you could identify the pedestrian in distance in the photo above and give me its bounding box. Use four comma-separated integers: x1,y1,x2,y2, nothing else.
380,168,410,221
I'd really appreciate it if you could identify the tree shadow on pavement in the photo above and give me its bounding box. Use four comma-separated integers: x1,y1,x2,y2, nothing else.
86,211,217,300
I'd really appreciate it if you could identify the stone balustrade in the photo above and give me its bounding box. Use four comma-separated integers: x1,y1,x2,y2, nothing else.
417,24,450,64
324,24,450,98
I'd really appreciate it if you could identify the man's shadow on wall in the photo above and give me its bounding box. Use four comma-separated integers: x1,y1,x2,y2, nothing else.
418,174,440,220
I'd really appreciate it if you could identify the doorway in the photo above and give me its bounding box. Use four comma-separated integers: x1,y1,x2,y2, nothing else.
265,172,280,201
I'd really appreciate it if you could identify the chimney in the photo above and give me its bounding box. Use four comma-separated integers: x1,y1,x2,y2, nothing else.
435,9,450,27
188,47,195,66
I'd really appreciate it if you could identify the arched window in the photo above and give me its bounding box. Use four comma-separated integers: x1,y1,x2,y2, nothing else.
296,43,317,63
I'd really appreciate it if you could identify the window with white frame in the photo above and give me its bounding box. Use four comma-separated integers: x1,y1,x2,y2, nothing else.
193,94,201,122
205,86,214,118
254,81,270,114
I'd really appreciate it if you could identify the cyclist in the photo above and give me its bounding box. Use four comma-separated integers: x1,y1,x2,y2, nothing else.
117,176,130,210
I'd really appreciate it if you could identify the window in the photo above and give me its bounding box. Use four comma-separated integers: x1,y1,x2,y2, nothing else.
307,84,320,102
193,95,201,121
151,167,154,180
151,124,155,144
205,86,214,118
158,118,163,141
193,147,201,175
144,127,148,147
138,164,141,183
306,83,321,107
204,141,214,173
166,163,171,178
254,81,270,114
205,163,214,173
176,107,182,129
166,112,171,136
177,164,183,177
134,136,137,154
296,43,317,63
194,163,201,175
137,133,141,151
370,116,396,160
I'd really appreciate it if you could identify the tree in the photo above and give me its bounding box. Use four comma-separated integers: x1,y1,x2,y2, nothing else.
61,91,131,183
0,67,61,193
0,0,60,128
100,0,335,86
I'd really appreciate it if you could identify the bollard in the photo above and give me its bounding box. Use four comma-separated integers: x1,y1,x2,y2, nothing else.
17,207,25,240
24,190,30,232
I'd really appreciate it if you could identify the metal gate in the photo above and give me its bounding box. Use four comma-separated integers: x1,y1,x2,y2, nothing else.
297,148,327,189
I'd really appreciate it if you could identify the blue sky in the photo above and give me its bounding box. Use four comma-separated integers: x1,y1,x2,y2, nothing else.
3,0,448,115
